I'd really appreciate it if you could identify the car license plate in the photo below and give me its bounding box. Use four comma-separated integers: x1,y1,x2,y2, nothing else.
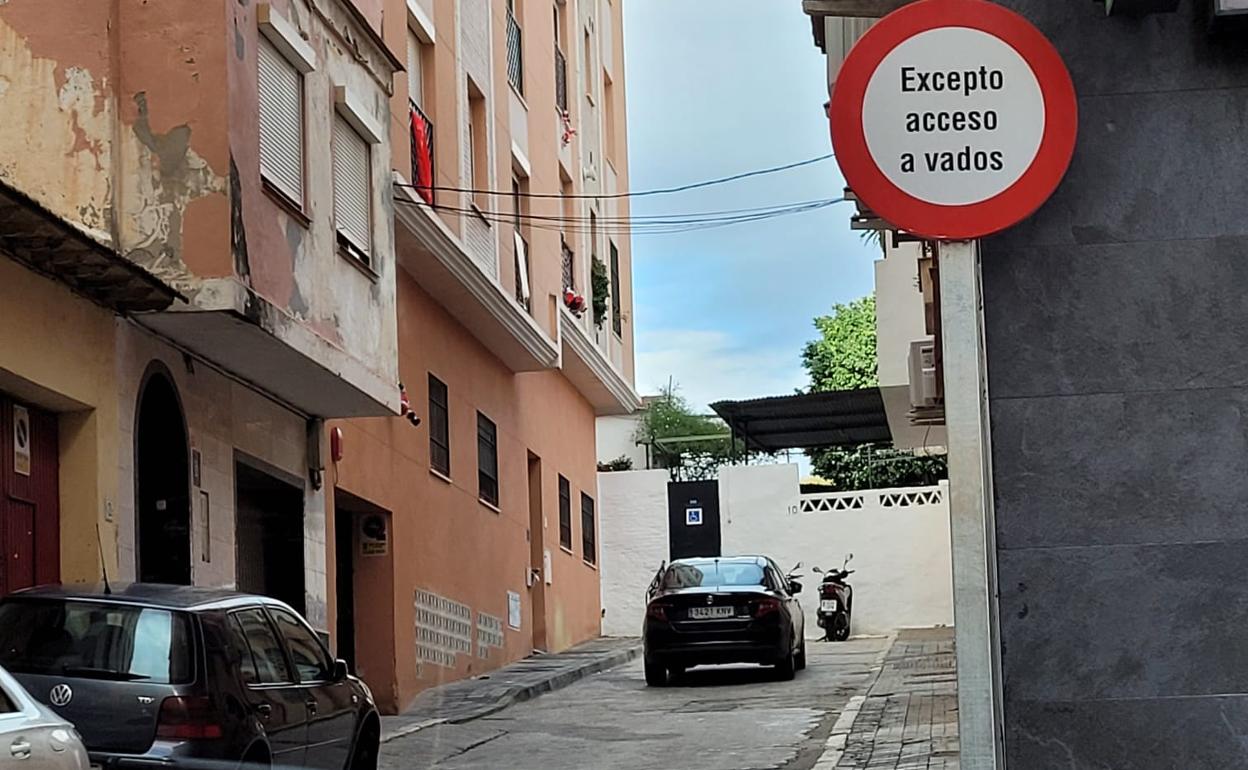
688,605,734,620
820,599,838,612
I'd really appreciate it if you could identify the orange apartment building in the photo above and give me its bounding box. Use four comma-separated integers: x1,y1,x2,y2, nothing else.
0,0,400,631
327,0,639,712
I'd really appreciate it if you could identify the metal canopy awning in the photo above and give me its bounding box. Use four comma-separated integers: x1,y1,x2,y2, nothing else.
710,389,892,452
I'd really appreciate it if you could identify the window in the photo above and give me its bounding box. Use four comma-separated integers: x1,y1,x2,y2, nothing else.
258,37,304,207
232,608,292,685
604,71,617,164
270,608,332,683
581,493,595,564
554,4,568,112
514,231,531,311
558,475,572,550
660,559,765,590
0,599,193,684
407,30,424,107
478,412,499,507
609,241,622,335
429,374,450,476
584,29,593,101
506,0,524,95
468,82,488,207
332,115,372,264
512,176,531,311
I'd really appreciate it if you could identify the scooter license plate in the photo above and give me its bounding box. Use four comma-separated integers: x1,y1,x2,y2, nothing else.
820,599,838,612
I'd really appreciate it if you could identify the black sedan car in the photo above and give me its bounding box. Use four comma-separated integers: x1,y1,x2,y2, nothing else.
642,556,806,686
0,584,380,770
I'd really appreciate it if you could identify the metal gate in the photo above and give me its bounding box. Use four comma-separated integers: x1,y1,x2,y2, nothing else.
667,480,721,560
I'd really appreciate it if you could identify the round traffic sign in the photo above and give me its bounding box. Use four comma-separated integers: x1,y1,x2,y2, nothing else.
830,0,1077,240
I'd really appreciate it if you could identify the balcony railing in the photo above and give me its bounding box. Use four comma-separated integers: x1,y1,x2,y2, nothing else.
555,47,568,113
409,100,435,205
561,238,575,291
506,11,523,95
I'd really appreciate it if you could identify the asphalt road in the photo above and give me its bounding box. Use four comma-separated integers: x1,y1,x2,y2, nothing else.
377,637,888,770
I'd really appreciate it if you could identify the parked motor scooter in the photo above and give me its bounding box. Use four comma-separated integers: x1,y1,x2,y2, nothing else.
813,554,854,642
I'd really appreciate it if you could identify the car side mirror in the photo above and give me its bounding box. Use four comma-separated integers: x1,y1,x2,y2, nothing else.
333,659,350,682
788,581,803,595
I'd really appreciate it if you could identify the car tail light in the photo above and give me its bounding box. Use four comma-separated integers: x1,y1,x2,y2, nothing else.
156,696,223,740
753,598,783,618
646,601,669,621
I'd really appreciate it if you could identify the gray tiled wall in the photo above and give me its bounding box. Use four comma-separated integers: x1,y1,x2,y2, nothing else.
982,2,1248,767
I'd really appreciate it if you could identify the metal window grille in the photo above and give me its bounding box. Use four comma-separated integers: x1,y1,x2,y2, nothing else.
555,47,568,112
429,375,450,476
332,115,372,262
477,413,499,507
610,241,622,335
506,10,524,95
258,38,304,205
581,493,595,564
561,238,575,291
558,476,572,549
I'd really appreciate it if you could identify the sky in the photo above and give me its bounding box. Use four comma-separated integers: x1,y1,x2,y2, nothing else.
621,0,876,413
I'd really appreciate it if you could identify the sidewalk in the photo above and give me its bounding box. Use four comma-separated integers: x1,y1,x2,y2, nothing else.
380,637,642,743
817,627,960,770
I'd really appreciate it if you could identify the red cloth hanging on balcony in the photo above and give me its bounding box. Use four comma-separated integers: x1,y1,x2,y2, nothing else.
411,109,434,204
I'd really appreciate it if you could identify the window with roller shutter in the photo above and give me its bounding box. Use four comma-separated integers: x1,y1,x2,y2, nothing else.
332,115,372,264
258,38,304,207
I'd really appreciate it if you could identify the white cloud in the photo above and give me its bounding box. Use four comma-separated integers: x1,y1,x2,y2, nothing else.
635,328,807,413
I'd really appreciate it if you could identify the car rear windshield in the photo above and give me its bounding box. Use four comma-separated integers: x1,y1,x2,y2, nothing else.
0,599,194,684
661,560,766,589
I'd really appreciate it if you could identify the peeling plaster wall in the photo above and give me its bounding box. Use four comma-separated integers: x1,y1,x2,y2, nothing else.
0,0,231,288
227,0,399,400
0,0,398,412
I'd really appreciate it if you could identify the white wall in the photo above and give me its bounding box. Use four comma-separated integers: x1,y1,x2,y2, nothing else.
597,469,668,636
721,468,953,637
598,462,953,639
596,414,647,469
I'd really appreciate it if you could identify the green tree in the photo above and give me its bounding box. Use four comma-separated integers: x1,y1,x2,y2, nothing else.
632,383,748,481
802,296,878,391
802,295,947,490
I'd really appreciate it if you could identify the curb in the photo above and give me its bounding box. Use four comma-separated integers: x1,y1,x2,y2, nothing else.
380,643,642,743
812,631,898,770
446,644,644,724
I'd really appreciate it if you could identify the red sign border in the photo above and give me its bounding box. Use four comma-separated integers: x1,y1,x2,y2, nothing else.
830,0,1078,240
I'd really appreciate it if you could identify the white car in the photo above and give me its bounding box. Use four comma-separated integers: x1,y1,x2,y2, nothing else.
0,664,89,770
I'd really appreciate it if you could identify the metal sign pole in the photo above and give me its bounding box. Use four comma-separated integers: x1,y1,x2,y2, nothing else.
939,239,1005,770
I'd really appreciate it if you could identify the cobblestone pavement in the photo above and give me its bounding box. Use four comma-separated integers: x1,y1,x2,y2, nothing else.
822,627,960,770
378,637,889,770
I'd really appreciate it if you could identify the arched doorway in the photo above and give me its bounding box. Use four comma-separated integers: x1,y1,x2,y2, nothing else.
135,366,190,585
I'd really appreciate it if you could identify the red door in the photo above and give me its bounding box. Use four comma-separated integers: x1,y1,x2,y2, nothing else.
0,396,59,597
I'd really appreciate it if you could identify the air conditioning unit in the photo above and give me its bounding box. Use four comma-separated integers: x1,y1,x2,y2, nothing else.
908,337,938,409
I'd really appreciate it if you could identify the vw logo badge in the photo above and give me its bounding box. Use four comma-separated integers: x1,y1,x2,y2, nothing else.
49,684,73,707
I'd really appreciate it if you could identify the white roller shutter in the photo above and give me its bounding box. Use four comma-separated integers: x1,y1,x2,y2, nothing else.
258,38,304,203
332,115,372,257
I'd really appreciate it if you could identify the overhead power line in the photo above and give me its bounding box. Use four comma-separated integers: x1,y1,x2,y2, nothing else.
407,198,847,236
395,153,835,201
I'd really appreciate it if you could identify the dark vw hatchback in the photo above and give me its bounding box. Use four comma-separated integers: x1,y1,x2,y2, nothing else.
0,584,380,770
643,556,806,686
